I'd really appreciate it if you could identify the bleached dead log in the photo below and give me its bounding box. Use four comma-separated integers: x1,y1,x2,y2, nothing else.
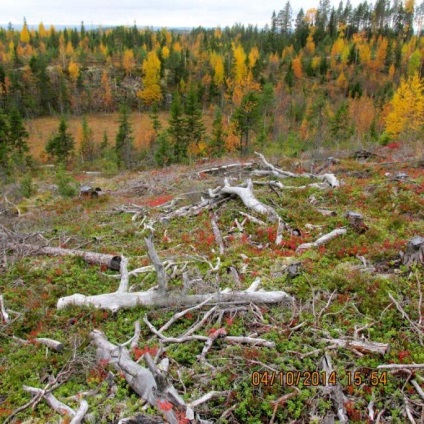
6,243,121,270
318,173,340,188
91,330,211,424
58,288,293,312
322,338,390,355
117,256,129,293
275,218,285,245
145,235,168,294
188,391,230,408
199,328,227,362
316,208,337,217
23,386,75,417
239,211,266,226
90,330,180,424
252,180,285,189
130,320,141,350
211,214,225,255
320,353,348,424
400,236,424,267
198,162,253,176
13,336,64,352
296,228,347,252
377,363,424,370
254,152,299,178
0,294,9,323
70,400,89,424
160,194,231,221
221,178,279,222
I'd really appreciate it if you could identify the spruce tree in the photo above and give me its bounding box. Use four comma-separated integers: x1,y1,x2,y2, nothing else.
184,85,205,152
45,117,75,164
0,110,10,179
115,106,134,169
79,116,95,163
168,92,186,162
211,107,225,157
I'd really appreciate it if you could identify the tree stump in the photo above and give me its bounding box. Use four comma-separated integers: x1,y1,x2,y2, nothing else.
400,236,424,267
345,211,368,233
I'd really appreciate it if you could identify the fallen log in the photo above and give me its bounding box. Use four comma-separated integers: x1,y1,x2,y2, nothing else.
22,386,88,423
90,330,211,424
296,229,347,252
6,243,121,270
322,338,390,355
57,289,294,312
221,178,279,223
198,162,253,176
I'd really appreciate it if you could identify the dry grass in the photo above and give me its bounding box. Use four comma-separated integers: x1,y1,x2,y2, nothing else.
26,112,170,162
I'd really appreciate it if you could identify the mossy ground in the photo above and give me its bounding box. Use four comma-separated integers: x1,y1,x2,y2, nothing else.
1,156,423,423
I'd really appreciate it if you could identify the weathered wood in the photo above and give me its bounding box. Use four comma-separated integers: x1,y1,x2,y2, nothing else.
296,229,347,252
221,178,279,222
198,162,253,176
0,294,9,323
322,338,390,355
345,211,367,233
145,235,168,294
23,386,75,416
90,330,212,424
211,214,225,255
6,243,121,270
58,289,294,312
400,236,424,267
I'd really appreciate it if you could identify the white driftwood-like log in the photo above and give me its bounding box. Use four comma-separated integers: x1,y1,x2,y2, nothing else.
13,336,64,352
221,178,279,222
254,152,299,178
296,228,347,251
198,162,253,176
377,363,424,370
0,294,9,323
322,338,390,355
144,235,168,294
6,243,121,270
70,400,89,424
318,173,340,188
23,386,75,416
90,330,210,424
316,208,337,217
320,353,348,424
211,214,225,255
58,289,293,312
117,256,129,293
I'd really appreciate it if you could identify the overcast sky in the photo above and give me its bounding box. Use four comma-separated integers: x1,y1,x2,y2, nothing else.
2,0,351,29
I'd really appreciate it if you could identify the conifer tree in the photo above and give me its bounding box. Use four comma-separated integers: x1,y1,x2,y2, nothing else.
211,107,225,157
115,106,134,169
79,116,95,163
168,92,186,162
183,85,205,151
45,117,75,164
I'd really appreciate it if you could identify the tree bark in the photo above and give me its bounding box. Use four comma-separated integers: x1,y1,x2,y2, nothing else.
221,178,279,222
58,289,294,312
6,243,121,270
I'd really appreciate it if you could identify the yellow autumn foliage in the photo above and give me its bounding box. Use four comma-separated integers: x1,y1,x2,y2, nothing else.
385,73,424,137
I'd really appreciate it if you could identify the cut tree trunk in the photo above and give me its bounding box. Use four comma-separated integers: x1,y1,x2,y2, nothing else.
6,243,121,270
400,236,424,267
